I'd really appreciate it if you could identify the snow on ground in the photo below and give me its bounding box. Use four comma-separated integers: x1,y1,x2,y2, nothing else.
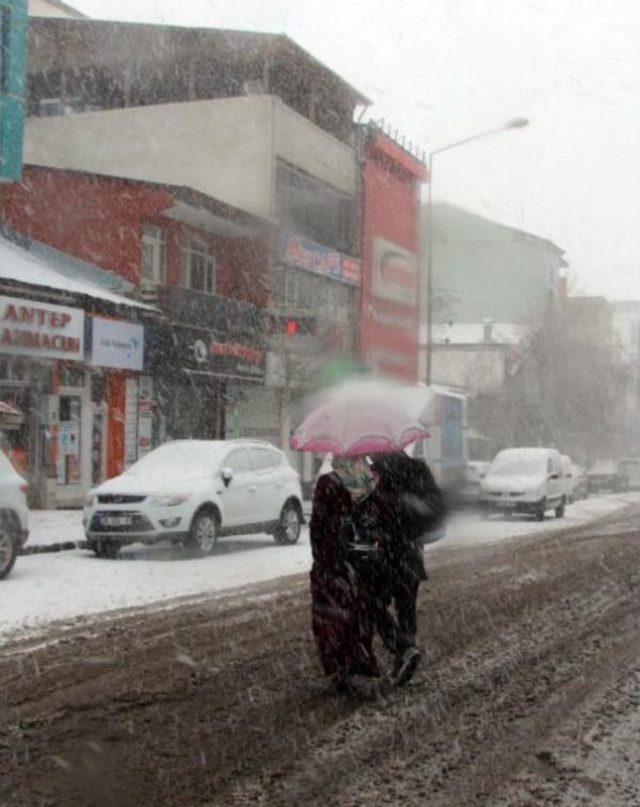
439,492,639,549
1,493,637,643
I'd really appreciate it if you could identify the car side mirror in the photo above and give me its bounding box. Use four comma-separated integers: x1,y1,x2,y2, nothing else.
221,467,234,488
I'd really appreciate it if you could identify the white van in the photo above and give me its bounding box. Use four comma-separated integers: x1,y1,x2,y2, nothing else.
481,447,565,520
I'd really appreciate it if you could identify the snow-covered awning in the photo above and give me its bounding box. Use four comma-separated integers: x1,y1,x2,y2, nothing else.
0,233,155,311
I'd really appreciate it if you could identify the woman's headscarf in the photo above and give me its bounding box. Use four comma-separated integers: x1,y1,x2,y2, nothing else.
332,455,374,500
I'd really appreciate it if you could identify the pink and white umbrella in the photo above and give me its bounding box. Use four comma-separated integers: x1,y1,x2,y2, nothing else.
290,380,430,457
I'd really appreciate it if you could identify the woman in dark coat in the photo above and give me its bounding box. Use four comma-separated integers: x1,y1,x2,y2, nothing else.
309,456,381,691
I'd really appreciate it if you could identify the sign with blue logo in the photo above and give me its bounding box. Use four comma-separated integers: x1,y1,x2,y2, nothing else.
89,317,144,371
278,232,361,286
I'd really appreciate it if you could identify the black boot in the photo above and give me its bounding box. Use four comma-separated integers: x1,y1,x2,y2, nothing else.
393,647,421,686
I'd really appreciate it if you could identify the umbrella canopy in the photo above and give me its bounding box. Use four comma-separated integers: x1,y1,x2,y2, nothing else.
291,379,430,456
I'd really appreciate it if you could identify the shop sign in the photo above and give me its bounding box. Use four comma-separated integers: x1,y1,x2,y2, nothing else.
372,237,418,305
0,295,84,361
150,325,266,383
90,317,144,372
278,233,362,287
370,302,417,332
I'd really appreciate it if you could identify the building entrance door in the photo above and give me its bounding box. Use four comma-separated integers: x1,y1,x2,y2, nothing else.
55,370,91,506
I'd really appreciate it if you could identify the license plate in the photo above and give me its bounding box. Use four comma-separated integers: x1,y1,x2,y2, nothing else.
101,515,133,527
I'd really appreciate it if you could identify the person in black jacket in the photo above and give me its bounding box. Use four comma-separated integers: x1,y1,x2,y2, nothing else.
370,451,446,685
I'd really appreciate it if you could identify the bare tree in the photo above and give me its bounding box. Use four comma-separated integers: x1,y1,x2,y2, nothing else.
471,305,629,465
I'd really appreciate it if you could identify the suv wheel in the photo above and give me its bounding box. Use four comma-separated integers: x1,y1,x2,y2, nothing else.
187,510,218,556
535,499,546,521
555,498,566,518
274,501,302,545
91,539,120,559
0,527,18,580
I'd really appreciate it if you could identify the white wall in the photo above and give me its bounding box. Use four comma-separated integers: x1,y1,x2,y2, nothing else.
272,100,356,196
25,97,275,216
432,346,508,393
25,95,357,217
29,0,84,17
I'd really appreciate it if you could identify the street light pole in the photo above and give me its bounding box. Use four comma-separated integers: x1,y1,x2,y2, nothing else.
424,117,529,385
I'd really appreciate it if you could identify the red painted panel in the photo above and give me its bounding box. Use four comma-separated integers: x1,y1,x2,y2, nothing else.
360,135,425,382
0,166,271,309
1,166,174,285
106,372,125,479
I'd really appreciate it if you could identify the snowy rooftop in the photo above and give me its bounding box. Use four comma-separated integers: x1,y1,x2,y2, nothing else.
0,232,154,311
431,322,526,345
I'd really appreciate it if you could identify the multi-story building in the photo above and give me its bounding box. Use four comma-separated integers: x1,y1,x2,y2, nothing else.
0,222,150,507
423,202,567,394
1,165,276,485
5,18,380,490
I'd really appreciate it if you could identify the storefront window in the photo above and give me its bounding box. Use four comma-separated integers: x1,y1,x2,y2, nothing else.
57,394,82,485
181,235,216,295
59,364,85,388
141,224,167,283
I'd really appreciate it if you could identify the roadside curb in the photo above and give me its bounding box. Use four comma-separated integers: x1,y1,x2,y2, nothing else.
20,541,88,555
18,497,634,556
435,498,637,558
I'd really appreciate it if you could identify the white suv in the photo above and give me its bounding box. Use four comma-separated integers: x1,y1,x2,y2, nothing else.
84,439,304,558
0,447,29,579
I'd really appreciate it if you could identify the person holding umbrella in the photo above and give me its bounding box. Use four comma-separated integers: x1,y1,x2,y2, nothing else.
292,379,434,691
309,454,383,693
370,451,446,685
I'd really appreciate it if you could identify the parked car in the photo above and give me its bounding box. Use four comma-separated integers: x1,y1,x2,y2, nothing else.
560,454,576,503
481,447,565,520
587,460,626,494
84,440,304,558
572,464,589,499
0,445,29,579
459,460,489,505
618,457,640,491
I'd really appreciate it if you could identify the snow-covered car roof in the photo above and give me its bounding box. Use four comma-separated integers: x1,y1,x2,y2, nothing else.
124,439,276,478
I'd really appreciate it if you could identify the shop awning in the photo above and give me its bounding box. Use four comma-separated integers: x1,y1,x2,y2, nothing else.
0,400,24,429
0,232,155,311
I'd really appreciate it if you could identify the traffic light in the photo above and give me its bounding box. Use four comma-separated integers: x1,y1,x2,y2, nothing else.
281,317,315,336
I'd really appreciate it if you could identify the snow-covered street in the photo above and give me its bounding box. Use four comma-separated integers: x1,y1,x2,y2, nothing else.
1,492,637,643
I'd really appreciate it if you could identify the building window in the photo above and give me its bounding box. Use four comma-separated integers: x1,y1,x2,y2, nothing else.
141,225,167,283
181,235,216,295
275,160,355,255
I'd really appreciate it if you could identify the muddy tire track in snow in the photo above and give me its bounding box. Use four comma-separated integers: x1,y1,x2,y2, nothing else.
1,506,638,805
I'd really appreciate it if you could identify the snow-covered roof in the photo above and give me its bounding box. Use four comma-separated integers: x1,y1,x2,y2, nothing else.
432,322,526,345
0,233,154,310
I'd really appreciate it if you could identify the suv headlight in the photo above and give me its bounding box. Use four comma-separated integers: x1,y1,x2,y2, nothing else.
149,494,189,507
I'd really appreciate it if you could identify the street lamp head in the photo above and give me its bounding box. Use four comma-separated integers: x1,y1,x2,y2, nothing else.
506,117,529,129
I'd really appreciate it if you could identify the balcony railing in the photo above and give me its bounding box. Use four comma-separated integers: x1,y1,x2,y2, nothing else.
158,285,267,346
